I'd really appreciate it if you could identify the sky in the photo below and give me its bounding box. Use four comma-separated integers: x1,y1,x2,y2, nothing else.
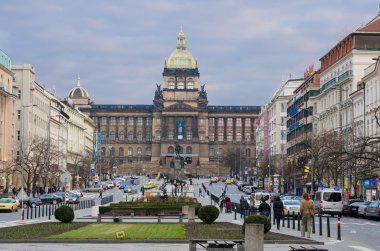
0,0,378,106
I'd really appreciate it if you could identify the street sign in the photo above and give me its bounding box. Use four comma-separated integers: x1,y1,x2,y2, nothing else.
334,185,340,191
90,168,95,176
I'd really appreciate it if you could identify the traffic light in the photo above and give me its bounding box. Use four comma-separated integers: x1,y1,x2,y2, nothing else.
303,164,310,179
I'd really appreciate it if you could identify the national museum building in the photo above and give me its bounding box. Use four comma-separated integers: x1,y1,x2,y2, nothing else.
68,29,261,177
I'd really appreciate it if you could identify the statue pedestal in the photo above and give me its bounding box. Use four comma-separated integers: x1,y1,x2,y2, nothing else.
170,159,184,180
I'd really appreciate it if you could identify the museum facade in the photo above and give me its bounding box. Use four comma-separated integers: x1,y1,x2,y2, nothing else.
68,28,261,178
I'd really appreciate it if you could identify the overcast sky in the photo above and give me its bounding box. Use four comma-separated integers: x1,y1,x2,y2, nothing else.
1,1,378,106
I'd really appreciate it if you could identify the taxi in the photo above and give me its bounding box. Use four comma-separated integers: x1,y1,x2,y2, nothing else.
0,198,19,212
144,181,156,189
225,179,232,185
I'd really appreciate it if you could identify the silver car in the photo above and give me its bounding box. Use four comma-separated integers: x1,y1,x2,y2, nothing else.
358,201,371,218
283,200,300,216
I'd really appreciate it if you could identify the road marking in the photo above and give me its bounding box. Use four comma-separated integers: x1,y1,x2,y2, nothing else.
350,230,357,234
348,246,377,251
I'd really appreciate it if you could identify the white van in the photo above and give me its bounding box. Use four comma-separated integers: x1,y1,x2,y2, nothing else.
314,189,343,216
251,192,271,207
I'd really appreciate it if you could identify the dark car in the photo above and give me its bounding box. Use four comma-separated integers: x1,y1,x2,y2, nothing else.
39,194,63,204
366,201,380,220
347,202,362,217
21,197,43,208
342,199,363,216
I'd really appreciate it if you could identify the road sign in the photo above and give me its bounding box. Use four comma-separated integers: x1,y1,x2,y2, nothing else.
90,168,95,176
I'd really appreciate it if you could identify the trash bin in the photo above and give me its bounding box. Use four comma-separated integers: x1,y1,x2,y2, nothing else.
113,217,123,223
145,191,151,199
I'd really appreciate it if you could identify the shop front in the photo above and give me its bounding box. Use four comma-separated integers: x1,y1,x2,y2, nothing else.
362,178,379,201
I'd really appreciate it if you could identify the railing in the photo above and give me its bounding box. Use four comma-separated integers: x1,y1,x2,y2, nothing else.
101,195,114,205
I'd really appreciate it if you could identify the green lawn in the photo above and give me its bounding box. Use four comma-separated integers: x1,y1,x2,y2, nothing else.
50,223,185,239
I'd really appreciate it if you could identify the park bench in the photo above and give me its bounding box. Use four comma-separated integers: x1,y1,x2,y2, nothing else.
157,212,184,223
289,246,328,251
189,239,243,251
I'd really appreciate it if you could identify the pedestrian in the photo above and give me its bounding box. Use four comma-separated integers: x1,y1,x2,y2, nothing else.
180,184,184,193
199,187,202,197
219,196,225,213
141,186,145,196
273,196,284,230
239,196,249,219
12,187,16,195
258,197,271,218
300,192,314,238
99,189,103,199
225,195,232,213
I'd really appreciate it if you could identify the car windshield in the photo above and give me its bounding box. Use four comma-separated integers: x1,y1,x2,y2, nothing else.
369,202,379,208
68,194,77,198
284,201,300,205
323,192,342,202
350,202,361,206
0,199,12,203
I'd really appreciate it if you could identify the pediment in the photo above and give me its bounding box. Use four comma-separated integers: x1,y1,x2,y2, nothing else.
164,102,198,112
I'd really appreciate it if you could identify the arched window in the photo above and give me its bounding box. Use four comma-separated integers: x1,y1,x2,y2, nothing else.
168,81,175,89
168,146,174,154
128,147,133,156
187,79,194,89
218,132,224,142
236,132,242,142
146,147,151,156
127,131,134,141
137,147,142,156
137,131,143,141
119,147,124,157
186,146,192,154
209,148,214,157
119,131,124,140
209,133,215,141
227,132,233,142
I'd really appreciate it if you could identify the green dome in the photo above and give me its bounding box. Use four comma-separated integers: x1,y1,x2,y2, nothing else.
166,27,197,69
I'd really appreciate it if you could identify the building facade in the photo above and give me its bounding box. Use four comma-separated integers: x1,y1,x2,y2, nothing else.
70,29,261,178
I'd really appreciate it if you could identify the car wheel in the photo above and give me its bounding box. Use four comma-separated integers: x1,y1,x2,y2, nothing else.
52,200,57,205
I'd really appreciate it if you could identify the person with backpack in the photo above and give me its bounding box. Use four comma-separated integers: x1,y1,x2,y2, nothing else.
300,192,315,238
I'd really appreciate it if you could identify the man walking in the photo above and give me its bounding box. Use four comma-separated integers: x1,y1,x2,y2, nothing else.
300,192,314,238
273,196,284,230
99,189,103,199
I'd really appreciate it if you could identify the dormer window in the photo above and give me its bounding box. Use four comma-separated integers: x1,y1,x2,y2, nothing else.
187,81,194,89
177,81,184,89
168,81,175,89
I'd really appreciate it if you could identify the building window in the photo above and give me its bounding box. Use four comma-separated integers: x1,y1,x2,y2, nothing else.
110,147,115,156
17,110,21,120
119,147,124,156
177,81,185,89
209,133,215,141
218,118,224,127
101,117,107,125
119,117,125,125
146,147,152,156
137,117,143,126
168,146,174,154
128,117,134,126
227,132,233,142
168,81,175,89
119,131,124,140
17,130,20,140
218,148,223,158
246,148,251,158
209,148,214,157
236,132,242,142
101,131,106,140
127,131,134,141
245,118,251,127
236,118,242,127
146,131,152,142
137,131,143,141
146,117,152,126
187,81,194,89
186,146,192,154
168,130,174,140
137,147,142,156
186,131,192,141
209,118,215,126
128,147,133,156
218,132,224,142
110,117,116,125
18,90,21,99
110,131,116,140
227,118,233,127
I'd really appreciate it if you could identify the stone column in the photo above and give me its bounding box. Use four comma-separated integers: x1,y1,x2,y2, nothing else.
244,224,264,251
188,207,195,223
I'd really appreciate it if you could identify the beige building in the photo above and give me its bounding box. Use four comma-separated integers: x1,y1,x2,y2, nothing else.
0,50,17,191
69,28,261,179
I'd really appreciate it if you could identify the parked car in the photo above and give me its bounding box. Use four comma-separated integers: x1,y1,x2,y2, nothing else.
283,200,301,216
358,201,372,218
65,194,80,204
123,186,132,193
22,197,42,208
118,183,126,189
366,201,380,220
342,199,363,216
347,202,362,217
314,189,343,216
106,182,115,189
83,185,103,193
70,190,83,197
53,192,68,201
243,186,254,194
210,177,219,183
39,194,63,204
0,198,19,212
238,183,250,191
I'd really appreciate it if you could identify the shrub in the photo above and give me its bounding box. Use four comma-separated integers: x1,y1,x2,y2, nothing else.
243,215,271,234
54,205,75,223
198,205,219,224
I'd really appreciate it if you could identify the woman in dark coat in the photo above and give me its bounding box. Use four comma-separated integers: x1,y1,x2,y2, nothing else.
273,196,284,230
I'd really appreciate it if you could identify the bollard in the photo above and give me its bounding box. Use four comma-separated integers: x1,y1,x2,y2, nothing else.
337,216,341,240
312,215,315,234
42,205,44,217
48,205,51,220
287,211,290,228
34,205,37,218
327,216,331,237
38,205,41,218
297,212,300,231
282,213,285,227
97,214,101,223
234,207,237,220
319,214,322,236
292,211,295,229
26,207,30,219
273,208,276,225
